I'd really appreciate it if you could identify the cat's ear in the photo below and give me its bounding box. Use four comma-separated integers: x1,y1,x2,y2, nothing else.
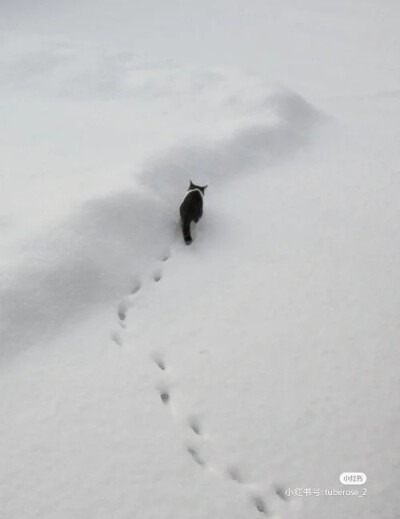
189,180,194,188
203,185,208,190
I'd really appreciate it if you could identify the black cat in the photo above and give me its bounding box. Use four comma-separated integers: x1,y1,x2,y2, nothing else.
179,181,207,245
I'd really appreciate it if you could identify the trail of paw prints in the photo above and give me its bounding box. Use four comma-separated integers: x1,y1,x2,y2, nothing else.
110,245,171,347
150,350,294,517
151,350,211,470
111,278,142,347
113,246,294,517
151,347,295,517
226,466,293,516
229,473,293,517
152,247,171,283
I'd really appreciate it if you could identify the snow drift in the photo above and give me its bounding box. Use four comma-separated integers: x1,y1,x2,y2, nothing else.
0,46,320,358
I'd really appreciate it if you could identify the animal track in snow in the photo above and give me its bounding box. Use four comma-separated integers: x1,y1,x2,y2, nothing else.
227,466,243,483
147,275,291,515
151,352,166,371
111,330,123,346
111,278,142,345
157,384,170,405
153,269,162,282
160,392,170,404
188,416,202,436
131,281,141,295
187,446,206,467
274,484,289,502
117,301,128,322
251,495,267,514
110,244,292,517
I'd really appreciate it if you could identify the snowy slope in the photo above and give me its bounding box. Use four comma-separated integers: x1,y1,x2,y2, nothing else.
1,2,400,519
129,128,400,519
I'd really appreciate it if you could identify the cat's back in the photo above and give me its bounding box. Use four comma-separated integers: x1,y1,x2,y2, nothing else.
180,189,202,211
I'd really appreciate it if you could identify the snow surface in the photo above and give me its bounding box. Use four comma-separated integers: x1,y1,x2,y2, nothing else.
1,2,400,518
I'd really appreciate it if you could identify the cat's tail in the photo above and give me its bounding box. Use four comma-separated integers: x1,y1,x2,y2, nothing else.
181,218,192,245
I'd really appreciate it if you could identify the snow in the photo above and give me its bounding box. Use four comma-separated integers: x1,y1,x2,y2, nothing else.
1,2,400,518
